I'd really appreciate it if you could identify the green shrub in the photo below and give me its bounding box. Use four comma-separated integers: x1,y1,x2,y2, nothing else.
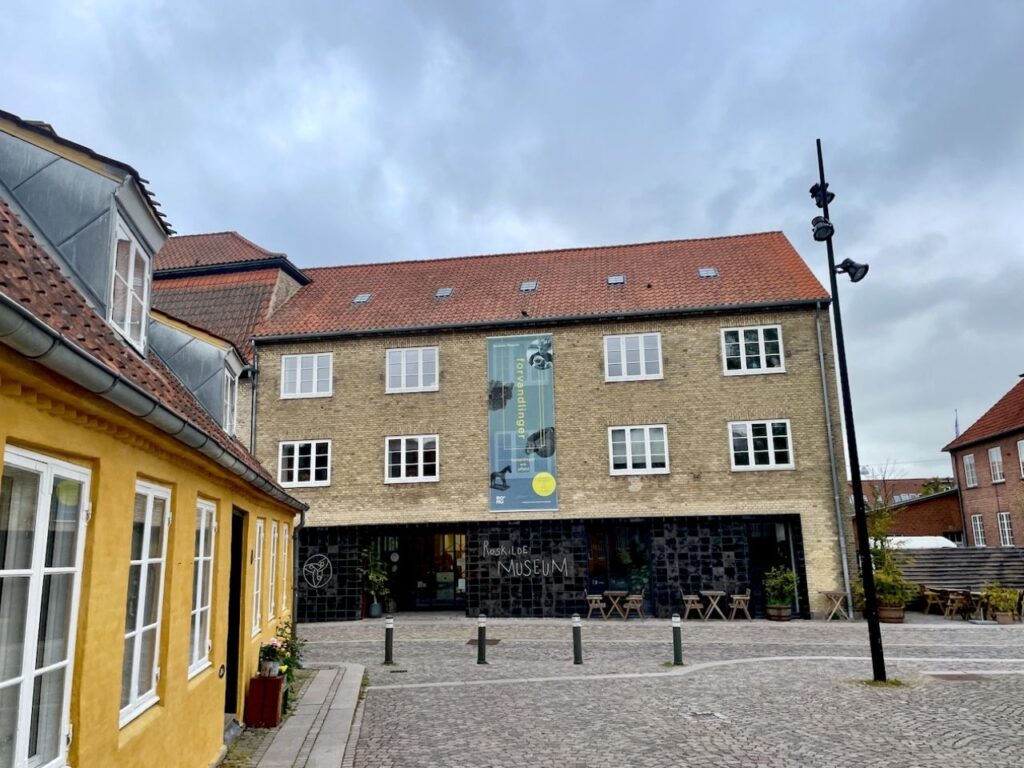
981,583,1019,614
763,566,797,606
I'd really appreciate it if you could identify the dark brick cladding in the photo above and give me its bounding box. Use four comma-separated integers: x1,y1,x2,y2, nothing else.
295,515,809,622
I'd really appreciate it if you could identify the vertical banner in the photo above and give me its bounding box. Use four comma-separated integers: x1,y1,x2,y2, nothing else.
487,334,558,512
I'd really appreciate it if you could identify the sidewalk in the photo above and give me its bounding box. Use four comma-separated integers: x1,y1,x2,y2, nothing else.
254,663,364,768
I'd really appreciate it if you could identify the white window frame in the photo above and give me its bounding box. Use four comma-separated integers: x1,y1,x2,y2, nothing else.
729,419,795,471
108,215,151,352
1,446,90,768
721,325,785,375
603,333,663,382
384,435,440,484
223,370,238,437
386,346,439,393
121,480,172,727
997,512,1014,547
277,440,331,488
268,522,278,618
252,519,265,636
280,524,289,613
971,514,986,547
188,499,217,679
989,446,1004,483
280,353,333,399
1018,440,1024,479
963,454,978,488
607,424,670,475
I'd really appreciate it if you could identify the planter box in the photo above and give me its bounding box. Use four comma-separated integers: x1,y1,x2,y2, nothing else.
765,605,792,621
877,606,905,624
245,674,285,728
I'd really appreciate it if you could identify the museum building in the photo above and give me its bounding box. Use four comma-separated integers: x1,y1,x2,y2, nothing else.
154,231,856,620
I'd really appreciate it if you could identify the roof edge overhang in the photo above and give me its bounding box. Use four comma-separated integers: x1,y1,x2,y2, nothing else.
889,488,960,510
253,297,831,344
153,257,311,285
0,291,306,513
943,426,1024,454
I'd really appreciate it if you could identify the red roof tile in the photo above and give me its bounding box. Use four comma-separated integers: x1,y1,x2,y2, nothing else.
0,198,286,495
944,378,1024,451
155,231,286,271
255,232,829,338
152,269,280,361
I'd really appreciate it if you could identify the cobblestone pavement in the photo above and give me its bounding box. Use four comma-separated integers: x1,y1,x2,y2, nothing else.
303,615,1024,767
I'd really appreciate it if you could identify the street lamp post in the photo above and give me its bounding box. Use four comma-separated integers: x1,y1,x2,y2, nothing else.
810,138,887,682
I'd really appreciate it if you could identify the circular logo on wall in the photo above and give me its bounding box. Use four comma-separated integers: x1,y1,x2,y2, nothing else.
302,554,333,589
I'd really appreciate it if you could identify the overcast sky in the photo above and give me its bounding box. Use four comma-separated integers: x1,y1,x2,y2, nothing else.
8,1,1023,480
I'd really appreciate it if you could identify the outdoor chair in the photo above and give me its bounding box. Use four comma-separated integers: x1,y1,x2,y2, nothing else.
622,590,646,620
584,590,606,619
942,589,963,619
680,592,704,620
727,588,752,620
921,587,944,616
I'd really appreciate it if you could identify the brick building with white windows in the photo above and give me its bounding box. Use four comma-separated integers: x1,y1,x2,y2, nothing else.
944,376,1024,549
155,231,857,620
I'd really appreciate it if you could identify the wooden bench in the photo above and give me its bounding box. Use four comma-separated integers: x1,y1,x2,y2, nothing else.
584,590,606,619
728,588,752,620
680,592,704,620
621,591,646,620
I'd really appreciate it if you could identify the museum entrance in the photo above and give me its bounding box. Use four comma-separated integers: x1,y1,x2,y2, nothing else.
585,522,651,595
383,529,467,611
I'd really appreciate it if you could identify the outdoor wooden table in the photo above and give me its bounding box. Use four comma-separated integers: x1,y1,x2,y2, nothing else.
819,590,849,621
700,590,727,621
603,590,629,620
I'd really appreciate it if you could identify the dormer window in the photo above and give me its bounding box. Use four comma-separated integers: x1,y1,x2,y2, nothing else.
223,369,238,437
109,216,150,351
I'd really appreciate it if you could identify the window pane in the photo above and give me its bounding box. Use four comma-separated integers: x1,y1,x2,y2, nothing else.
125,564,141,633
405,352,419,388
46,477,81,568
202,512,214,558
606,339,622,377
405,439,419,477
35,573,74,669
387,351,402,389
283,357,297,395
316,357,330,393
300,356,314,393
189,612,199,663
624,336,641,376
131,495,148,561
115,237,131,279
0,576,29,681
630,428,647,469
120,636,134,708
136,627,157,698
422,350,437,386
649,428,666,468
111,275,128,328
143,563,162,626
198,608,210,657
1,464,39,570
28,667,64,764
148,497,165,558
0,684,18,767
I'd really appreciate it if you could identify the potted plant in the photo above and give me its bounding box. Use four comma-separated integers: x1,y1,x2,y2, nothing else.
763,566,797,621
357,548,390,619
981,583,1019,624
259,637,286,677
870,561,917,623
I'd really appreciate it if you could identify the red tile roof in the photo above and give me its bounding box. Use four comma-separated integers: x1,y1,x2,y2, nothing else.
151,269,280,361
0,198,287,495
155,231,287,271
255,232,829,338
944,377,1024,451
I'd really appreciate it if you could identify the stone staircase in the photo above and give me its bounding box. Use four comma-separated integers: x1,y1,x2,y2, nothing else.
897,547,1024,589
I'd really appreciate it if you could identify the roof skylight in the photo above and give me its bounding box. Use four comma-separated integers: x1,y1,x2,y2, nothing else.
353,292,372,304
519,280,539,292
435,287,454,299
698,267,719,278
607,274,626,286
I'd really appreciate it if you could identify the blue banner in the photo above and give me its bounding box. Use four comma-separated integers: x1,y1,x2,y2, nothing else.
487,334,558,512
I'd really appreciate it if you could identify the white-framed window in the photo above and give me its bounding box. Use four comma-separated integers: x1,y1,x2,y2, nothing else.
268,522,278,618
251,519,264,636
223,371,238,436
109,215,151,351
989,446,1004,483
385,435,439,483
603,333,663,382
963,454,978,488
280,353,332,398
729,420,794,470
280,524,289,613
972,514,986,547
721,325,785,375
188,499,217,678
386,347,439,393
1,446,90,768
278,441,331,487
998,512,1014,547
1018,440,1024,479
608,425,669,475
121,480,171,726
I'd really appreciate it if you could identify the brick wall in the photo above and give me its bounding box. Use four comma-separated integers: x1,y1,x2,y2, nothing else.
256,307,853,609
952,434,1024,547
889,494,963,537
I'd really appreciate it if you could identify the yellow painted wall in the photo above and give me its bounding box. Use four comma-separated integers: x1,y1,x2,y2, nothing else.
0,347,298,768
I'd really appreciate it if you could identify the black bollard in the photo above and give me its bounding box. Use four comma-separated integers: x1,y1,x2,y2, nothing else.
672,613,683,666
384,615,394,665
572,613,583,664
477,614,487,664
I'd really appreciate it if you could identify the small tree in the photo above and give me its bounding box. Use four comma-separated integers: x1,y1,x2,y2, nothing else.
357,548,390,606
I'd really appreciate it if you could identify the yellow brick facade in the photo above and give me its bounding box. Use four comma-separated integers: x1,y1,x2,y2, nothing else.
254,307,855,612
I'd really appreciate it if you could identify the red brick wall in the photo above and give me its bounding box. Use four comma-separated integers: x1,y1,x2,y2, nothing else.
890,494,962,537
952,433,1024,547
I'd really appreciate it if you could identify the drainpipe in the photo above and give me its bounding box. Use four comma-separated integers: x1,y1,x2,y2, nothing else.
249,345,259,455
815,302,854,616
292,508,305,636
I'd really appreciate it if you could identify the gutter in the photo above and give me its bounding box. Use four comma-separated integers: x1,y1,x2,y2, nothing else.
253,297,833,344
815,302,854,617
0,291,306,513
153,257,310,285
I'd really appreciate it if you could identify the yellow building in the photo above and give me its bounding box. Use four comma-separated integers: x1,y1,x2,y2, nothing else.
0,112,304,768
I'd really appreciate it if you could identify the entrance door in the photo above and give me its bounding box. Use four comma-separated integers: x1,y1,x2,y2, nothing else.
749,520,801,615
1,446,90,768
391,532,466,611
224,510,244,716
586,523,651,595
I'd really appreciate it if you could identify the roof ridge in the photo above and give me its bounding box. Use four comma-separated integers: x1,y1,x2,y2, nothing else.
297,231,787,273
168,230,286,258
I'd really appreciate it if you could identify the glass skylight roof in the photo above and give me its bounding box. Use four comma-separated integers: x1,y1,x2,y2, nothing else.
353,292,372,304
519,280,539,292
607,275,626,285
698,267,719,278
435,287,454,298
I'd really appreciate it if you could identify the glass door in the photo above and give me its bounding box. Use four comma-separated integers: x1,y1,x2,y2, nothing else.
1,446,90,768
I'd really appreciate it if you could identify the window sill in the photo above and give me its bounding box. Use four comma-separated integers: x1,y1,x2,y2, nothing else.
603,374,665,384
385,386,440,394
119,694,159,729
731,465,795,472
609,469,670,476
280,480,331,489
723,368,787,377
279,392,333,400
187,660,213,681
992,479,1006,485
385,477,440,484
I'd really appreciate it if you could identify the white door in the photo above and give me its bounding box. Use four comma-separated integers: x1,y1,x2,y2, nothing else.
1,446,90,768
